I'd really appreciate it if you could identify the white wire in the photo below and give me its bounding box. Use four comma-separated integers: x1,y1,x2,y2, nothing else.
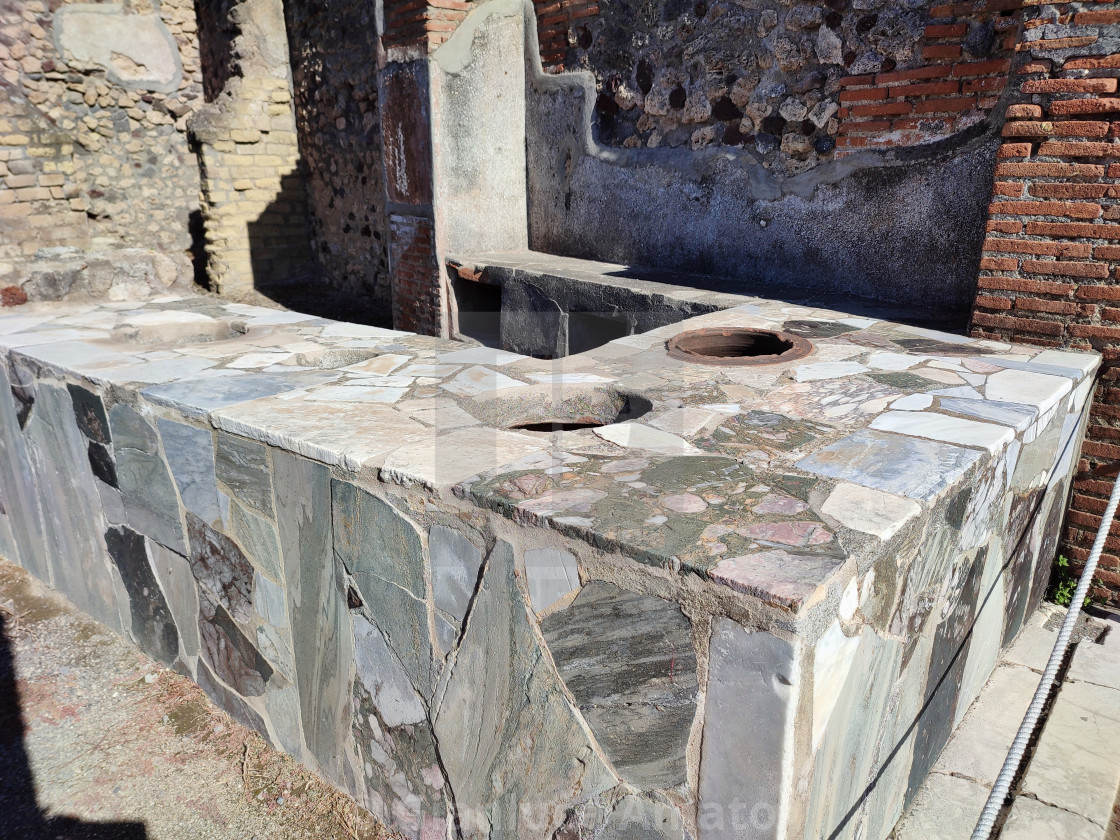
971,469,1120,840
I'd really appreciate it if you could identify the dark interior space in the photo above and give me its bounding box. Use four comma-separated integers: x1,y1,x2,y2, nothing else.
451,276,502,348
567,311,629,355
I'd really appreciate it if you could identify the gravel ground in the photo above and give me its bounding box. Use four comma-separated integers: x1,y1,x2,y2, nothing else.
0,557,391,840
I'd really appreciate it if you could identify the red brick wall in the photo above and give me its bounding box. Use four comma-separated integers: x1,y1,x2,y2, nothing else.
532,0,599,71
379,2,474,335
835,1,1024,155
968,3,1120,604
382,0,475,52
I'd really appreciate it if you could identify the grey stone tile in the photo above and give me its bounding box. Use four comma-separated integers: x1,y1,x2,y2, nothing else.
25,382,130,634
253,570,288,629
699,619,796,840
0,499,18,569
256,621,295,682
104,525,179,667
428,524,483,624
333,480,432,696
141,370,339,419
541,581,697,789
796,429,983,502
1021,678,1120,829
262,683,304,760
148,541,201,665
109,402,159,453
1002,795,1102,840
214,398,427,473
111,404,186,554
274,450,352,782
859,630,935,840
0,364,49,580
230,501,282,582
114,444,186,554
905,546,986,805
215,431,274,516
524,547,580,613
954,536,1007,725
158,418,220,525
351,620,450,837
937,397,1037,432
805,629,902,840
892,772,989,840
434,541,616,840
353,614,427,728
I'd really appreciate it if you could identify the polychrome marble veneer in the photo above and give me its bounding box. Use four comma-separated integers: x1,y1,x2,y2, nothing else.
0,292,1098,840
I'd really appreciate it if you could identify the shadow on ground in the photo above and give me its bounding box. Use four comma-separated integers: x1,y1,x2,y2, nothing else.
0,611,147,839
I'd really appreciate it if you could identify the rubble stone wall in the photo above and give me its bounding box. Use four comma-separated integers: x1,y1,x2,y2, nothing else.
531,0,1025,176
284,0,391,319
967,0,1120,605
0,0,205,295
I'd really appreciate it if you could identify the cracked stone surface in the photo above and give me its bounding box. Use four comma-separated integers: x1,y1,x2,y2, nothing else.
0,292,1100,840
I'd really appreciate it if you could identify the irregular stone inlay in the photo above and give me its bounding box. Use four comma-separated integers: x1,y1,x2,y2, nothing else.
104,525,179,666
541,581,698,789
434,542,616,839
185,511,254,623
198,589,274,697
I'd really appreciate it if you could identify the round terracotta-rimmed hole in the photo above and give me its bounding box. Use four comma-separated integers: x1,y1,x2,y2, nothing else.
665,327,812,366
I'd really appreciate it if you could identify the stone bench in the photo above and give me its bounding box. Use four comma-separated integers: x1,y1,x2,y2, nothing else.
0,291,1098,840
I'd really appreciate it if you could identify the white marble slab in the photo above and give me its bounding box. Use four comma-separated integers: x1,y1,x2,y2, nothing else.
794,361,869,382
441,366,528,396
821,482,921,540
436,346,527,365
592,422,701,455
379,427,546,488
870,411,1014,454
985,368,1073,414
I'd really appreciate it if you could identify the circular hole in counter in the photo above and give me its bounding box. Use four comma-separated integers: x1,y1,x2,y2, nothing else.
503,394,652,433
665,327,812,366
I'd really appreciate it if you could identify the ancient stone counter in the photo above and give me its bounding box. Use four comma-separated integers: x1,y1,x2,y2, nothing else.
0,292,1098,840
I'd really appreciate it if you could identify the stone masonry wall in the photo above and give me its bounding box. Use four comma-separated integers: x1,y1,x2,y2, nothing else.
378,0,484,336
284,0,391,320
0,0,204,291
189,0,313,296
532,0,1027,175
967,0,1120,604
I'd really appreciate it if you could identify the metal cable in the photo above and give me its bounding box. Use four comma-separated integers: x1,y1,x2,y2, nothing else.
971,468,1120,840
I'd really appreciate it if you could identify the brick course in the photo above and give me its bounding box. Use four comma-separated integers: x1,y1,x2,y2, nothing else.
968,0,1120,604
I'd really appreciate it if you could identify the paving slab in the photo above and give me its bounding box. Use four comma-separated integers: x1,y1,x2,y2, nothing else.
893,605,1120,840
892,772,990,840
1022,660,1120,831
1067,613,1120,691
932,663,1040,786
1002,795,1102,840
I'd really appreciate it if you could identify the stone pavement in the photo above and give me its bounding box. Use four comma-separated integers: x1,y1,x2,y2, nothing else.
0,557,389,840
893,605,1120,839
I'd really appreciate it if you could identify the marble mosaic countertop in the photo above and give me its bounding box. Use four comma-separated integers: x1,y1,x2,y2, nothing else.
0,293,1099,615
